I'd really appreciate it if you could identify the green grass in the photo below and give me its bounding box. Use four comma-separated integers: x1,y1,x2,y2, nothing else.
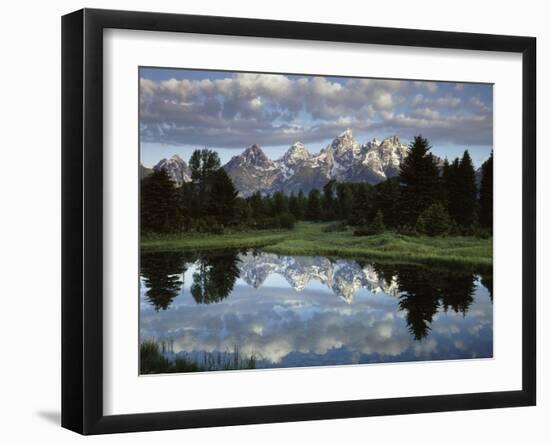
141,229,288,251
141,222,492,267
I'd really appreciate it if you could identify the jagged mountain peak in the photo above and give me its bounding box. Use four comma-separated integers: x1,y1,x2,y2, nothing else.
337,128,354,139
331,128,361,158
155,130,463,196
282,142,311,166
153,153,191,186
240,144,272,166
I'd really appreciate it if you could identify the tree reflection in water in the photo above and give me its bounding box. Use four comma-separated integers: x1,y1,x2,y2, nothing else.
191,251,240,304
140,249,491,342
140,250,188,311
373,262,480,340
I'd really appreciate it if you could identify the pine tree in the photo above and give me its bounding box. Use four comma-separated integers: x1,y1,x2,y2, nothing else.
375,177,401,228
399,135,441,226
305,189,322,221
188,148,221,217
454,150,478,227
441,158,451,209
370,210,385,234
272,191,288,215
297,190,307,220
248,191,266,219
416,203,451,236
322,179,337,221
479,151,493,229
350,183,374,225
336,183,354,221
288,192,304,220
354,210,385,236
445,157,461,224
189,148,221,183
208,168,238,224
141,169,179,233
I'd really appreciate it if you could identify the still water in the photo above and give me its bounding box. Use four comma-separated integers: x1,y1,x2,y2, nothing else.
139,249,493,373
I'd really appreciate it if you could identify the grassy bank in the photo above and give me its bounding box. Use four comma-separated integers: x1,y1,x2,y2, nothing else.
141,222,492,267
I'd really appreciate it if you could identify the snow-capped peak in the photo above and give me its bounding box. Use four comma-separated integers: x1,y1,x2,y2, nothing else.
282,142,311,166
331,128,361,157
153,153,191,186
338,128,353,139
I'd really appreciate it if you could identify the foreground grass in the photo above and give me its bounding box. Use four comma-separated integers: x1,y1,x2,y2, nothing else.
141,222,492,267
140,341,256,374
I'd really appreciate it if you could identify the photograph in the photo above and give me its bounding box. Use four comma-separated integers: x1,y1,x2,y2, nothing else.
138,67,494,375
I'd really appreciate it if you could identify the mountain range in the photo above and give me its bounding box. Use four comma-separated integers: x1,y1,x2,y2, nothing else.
142,129,442,196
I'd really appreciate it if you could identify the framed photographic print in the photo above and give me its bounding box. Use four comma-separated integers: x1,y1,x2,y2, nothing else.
61,8,536,435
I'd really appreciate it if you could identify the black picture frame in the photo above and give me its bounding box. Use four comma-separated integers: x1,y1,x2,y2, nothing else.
61,8,536,435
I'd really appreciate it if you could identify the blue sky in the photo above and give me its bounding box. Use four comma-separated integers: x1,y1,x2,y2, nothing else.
140,67,493,167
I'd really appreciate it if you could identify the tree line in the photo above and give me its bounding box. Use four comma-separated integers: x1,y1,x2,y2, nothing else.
141,135,493,237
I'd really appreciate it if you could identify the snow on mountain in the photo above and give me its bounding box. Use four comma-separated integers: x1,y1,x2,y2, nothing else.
361,135,409,179
156,129,452,196
224,144,281,196
153,154,191,186
224,128,410,196
282,142,311,166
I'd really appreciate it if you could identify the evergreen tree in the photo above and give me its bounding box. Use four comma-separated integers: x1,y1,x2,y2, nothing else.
297,190,307,220
322,179,337,221
354,210,385,236
441,158,451,209
188,149,221,217
272,191,289,215
399,135,441,226
454,150,478,227
305,189,322,221
288,192,304,220
248,191,266,219
189,148,221,183
416,203,451,236
141,169,179,233
374,177,401,228
336,183,354,221
479,150,493,229
350,182,374,225
208,168,238,224
445,157,461,224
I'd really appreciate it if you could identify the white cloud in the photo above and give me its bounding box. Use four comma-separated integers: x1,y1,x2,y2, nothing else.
469,95,491,113
140,72,491,148
414,81,438,93
374,92,394,110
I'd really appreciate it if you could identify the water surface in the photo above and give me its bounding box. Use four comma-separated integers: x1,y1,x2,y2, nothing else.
140,249,493,372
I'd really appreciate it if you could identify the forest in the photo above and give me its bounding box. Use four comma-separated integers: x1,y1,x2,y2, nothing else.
140,135,493,238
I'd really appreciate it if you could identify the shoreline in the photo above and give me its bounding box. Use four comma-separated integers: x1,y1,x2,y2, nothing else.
141,222,492,268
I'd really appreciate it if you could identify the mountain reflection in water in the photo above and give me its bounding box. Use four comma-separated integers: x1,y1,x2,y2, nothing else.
140,249,493,371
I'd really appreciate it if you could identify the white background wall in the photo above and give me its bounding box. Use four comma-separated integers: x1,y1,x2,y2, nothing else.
0,0,546,441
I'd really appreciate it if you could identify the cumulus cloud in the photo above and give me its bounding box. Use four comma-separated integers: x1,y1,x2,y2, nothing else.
139,71,493,149
469,95,492,113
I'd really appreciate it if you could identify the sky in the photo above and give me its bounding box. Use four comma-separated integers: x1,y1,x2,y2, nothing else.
139,67,493,168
